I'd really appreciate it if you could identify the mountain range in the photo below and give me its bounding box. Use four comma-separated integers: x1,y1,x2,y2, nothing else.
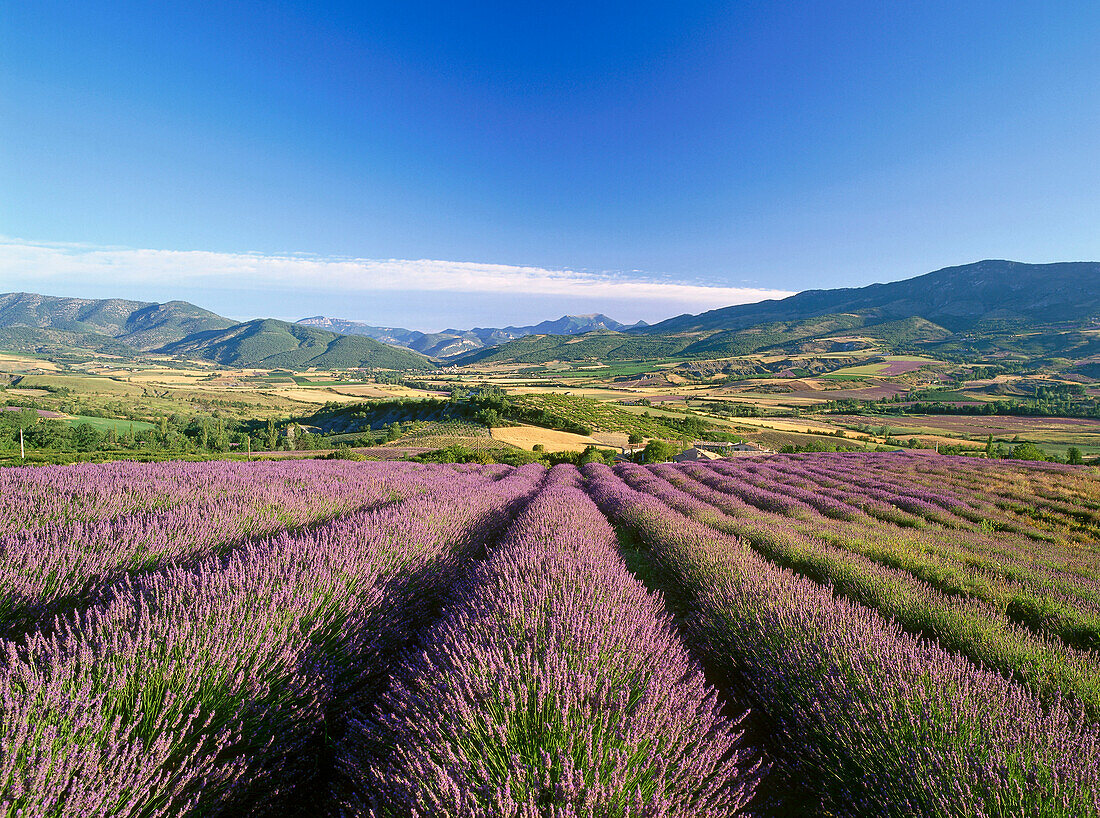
296,314,644,358
0,293,431,370
449,260,1100,366
0,292,235,352
2,260,1098,370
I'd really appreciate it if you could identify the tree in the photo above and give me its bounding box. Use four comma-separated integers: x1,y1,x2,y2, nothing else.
577,445,614,466
26,419,71,450
1067,446,1084,465
264,418,278,450
1009,442,1047,461
642,440,680,464
71,422,104,452
628,432,644,445
478,408,501,428
210,418,230,452
984,434,994,456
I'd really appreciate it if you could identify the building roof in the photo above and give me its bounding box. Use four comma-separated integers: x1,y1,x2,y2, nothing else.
671,447,723,463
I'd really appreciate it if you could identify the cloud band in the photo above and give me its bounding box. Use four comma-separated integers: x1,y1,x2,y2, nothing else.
0,237,794,313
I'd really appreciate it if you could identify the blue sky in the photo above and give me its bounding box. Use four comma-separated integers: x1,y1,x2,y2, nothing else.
2,2,1099,329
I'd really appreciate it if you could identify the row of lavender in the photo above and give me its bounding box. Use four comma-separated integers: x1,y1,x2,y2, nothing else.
584,461,1100,816
2,461,766,816
3,454,1098,815
0,460,448,639
336,466,764,815
683,454,1100,653
2,463,541,815
640,462,1100,716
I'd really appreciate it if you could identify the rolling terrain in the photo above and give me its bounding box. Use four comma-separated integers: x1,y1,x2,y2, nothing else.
0,292,236,353
6,260,1099,371
0,294,433,370
157,318,433,370
455,260,1100,366
298,313,642,358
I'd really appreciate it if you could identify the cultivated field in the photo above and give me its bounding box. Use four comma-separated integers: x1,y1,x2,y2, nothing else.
490,423,606,452
832,413,1100,455
2,454,1098,816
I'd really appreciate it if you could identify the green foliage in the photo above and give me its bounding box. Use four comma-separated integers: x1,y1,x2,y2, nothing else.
822,389,1100,420
778,439,865,454
507,394,712,440
413,443,615,468
642,440,680,463
1008,442,1049,462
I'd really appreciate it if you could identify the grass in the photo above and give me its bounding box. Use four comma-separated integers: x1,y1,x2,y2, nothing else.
64,415,157,433
508,393,711,440
547,360,689,379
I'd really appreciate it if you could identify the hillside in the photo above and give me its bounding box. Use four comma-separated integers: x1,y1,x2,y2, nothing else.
449,331,692,365
0,292,235,351
453,261,1100,365
645,260,1100,334
298,313,639,358
158,318,434,370
295,317,426,348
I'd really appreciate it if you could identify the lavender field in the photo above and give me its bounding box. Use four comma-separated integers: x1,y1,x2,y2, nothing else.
2,454,1099,816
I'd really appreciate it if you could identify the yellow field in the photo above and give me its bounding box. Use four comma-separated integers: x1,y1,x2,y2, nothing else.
19,375,137,395
491,424,607,453
263,388,364,404
592,431,631,447
328,384,404,398
709,415,846,434
0,354,60,372
504,386,640,400
125,371,211,385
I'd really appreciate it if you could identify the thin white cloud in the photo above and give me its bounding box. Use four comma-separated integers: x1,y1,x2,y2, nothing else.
0,237,795,313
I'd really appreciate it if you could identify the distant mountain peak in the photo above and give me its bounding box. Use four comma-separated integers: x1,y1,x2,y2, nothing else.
292,312,635,359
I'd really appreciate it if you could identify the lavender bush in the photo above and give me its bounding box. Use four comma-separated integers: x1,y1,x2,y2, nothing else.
341,467,763,816
583,462,1100,817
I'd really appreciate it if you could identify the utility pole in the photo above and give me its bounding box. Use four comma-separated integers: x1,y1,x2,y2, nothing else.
20,427,25,460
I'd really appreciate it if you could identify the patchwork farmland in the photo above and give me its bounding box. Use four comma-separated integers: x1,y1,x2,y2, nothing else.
2,454,1099,816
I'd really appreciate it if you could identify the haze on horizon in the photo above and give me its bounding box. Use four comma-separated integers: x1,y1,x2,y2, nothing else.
2,2,1099,330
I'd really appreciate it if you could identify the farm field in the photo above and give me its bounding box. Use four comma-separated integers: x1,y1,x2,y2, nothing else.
2,453,1099,816
821,355,939,378
831,413,1100,456
490,422,607,452
6,342,1098,461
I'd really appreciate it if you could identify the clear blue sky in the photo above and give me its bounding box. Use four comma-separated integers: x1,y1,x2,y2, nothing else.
2,2,1099,329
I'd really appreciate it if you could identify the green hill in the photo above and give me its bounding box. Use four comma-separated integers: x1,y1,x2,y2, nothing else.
453,261,1100,366
0,292,235,351
0,325,142,357
158,319,434,370
644,260,1100,335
